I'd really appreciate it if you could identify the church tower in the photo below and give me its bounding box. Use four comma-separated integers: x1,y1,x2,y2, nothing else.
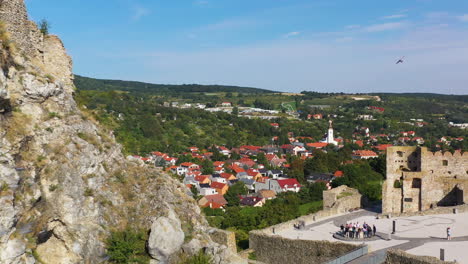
327,120,334,144
321,120,338,145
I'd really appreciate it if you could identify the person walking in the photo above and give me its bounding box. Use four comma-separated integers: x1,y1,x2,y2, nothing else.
373,225,377,237
447,227,451,240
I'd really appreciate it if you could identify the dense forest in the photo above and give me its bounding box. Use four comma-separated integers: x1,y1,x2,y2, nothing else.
75,75,274,94
75,90,328,155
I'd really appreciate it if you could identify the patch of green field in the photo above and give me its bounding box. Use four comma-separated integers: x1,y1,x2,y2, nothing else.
298,200,323,215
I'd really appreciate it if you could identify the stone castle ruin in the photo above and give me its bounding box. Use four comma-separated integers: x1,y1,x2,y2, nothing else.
383,147,467,214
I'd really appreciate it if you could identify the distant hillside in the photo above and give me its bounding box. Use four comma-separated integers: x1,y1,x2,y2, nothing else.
371,93,468,103
74,75,275,94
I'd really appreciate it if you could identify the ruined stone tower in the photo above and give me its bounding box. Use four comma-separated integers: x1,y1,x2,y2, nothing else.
0,0,43,56
383,146,468,214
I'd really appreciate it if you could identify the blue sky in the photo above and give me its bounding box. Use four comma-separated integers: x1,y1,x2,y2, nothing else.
26,0,468,94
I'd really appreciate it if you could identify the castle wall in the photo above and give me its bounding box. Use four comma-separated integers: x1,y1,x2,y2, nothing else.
385,249,455,264
0,0,43,56
323,185,361,213
249,232,360,264
383,147,468,214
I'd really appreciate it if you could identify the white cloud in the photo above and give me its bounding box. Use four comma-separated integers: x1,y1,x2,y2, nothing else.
194,0,209,6
200,18,261,31
345,25,361,30
458,14,468,22
283,31,301,38
132,6,150,21
425,12,449,20
382,14,407,20
364,22,407,32
335,37,353,43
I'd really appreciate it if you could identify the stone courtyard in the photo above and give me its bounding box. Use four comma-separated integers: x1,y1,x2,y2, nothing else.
277,210,468,264
277,209,468,263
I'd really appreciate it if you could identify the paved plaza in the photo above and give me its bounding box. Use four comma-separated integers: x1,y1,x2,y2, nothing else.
277,210,468,263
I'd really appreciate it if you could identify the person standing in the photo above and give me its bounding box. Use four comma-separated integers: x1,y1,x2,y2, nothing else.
447,227,451,240
373,225,377,237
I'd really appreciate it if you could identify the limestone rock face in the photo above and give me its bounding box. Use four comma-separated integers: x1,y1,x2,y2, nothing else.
0,1,243,263
148,210,185,263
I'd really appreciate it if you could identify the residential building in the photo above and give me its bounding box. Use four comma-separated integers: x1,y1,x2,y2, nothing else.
240,196,265,207
352,150,379,159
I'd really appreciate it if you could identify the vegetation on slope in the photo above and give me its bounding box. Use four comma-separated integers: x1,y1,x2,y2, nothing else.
74,75,274,94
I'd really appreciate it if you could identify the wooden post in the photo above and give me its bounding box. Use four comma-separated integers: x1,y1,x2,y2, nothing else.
392,220,396,234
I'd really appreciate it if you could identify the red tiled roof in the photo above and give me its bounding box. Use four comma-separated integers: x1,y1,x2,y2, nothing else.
334,170,344,177
247,168,259,176
307,142,328,148
220,173,234,179
277,179,301,188
195,175,209,182
373,144,393,151
266,154,278,161
231,164,245,174
211,182,227,189
202,201,224,209
353,150,378,157
213,161,225,167
203,194,227,205
240,145,262,151
355,140,364,147
181,162,196,167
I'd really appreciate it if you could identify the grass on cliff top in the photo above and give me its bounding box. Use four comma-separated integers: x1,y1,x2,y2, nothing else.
298,201,323,215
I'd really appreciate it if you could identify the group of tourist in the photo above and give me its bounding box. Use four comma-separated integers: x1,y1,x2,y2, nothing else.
339,222,376,239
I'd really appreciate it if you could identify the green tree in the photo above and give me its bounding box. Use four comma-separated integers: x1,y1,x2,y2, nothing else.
201,159,214,175
38,19,50,35
232,106,239,116
106,228,149,264
288,157,305,183
225,182,247,206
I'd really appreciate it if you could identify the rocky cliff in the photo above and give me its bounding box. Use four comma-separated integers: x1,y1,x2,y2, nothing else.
0,1,244,263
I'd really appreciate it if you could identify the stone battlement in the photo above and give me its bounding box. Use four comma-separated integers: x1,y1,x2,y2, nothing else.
0,0,43,56
383,146,468,214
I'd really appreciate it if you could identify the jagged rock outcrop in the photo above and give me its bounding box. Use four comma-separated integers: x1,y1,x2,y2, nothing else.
148,209,185,263
0,1,245,263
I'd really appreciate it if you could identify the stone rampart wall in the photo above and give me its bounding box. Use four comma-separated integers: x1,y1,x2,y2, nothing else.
208,228,237,253
248,186,364,263
249,231,361,264
384,249,455,264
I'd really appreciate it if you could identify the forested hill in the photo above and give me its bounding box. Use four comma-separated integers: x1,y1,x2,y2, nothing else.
74,75,275,94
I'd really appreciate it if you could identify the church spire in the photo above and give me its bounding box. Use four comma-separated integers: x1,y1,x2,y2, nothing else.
329,120,333,129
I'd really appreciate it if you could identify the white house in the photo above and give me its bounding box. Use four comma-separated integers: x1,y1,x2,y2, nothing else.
254,178,301,193
199,187,218,196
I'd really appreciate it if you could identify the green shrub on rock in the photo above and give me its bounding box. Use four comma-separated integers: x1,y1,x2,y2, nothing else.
106,228,150,264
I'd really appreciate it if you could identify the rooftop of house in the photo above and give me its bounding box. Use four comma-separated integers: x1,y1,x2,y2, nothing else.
307,173,335,182
211,182,227,189
352,150,378,157
240,196,263,206
276,178,301,188
257,189,276,199
204,194,227,205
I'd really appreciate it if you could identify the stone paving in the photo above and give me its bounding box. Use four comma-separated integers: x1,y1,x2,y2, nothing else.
277,209,468,263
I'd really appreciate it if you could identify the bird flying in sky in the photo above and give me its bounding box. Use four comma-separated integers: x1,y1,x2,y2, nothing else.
396,56,405,64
